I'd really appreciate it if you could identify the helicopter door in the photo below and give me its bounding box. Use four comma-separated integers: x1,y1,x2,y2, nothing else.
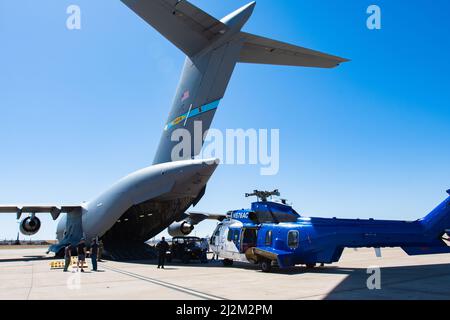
210,223,222,247
241,228,258,253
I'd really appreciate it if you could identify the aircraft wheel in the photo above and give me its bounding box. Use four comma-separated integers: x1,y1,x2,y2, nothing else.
260,260,272,273
306,263,316,269
222,259,234,267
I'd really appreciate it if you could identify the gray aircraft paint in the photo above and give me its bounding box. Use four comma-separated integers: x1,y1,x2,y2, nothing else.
1,0,347,256
152,3,255,164
55,158,218,245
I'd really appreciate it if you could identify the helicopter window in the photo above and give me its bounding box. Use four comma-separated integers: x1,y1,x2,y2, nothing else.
227,229,240,243
233,230,240,243
210,224,222,245
288,230,299,249
227,229,233,242
265,230,272,246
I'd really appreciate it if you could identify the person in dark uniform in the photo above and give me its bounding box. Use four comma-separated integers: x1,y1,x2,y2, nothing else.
97,240,104,262
156,237,169,269
90,239,99,271
76,239,87,272
63,244,72,272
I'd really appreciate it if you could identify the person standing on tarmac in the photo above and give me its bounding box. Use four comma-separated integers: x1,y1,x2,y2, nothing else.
63,244,72,272
156,237,169,269
77,239,87,272
97,240,104,262
90,239,99,272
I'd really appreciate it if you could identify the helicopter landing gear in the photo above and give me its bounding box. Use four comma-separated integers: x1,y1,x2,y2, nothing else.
260,259,273,273
222,259,234,267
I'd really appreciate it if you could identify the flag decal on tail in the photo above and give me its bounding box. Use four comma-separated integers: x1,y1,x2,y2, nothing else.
181,90,190,102
164,100,221,131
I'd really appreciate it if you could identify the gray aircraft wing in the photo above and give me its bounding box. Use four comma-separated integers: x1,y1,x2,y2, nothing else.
239,32,349,68
179,211,227,225
121,0,228,56
0,205,81,220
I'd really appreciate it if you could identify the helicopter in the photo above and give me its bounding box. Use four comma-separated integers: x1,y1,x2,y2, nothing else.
209,190,450,272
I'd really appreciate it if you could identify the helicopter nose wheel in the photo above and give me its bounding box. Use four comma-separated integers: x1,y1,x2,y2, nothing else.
260,259,272,273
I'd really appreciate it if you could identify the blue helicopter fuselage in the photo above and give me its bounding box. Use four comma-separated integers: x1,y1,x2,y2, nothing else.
210,194,450,271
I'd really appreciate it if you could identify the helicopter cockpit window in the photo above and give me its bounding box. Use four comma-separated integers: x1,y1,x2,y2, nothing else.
227,229,240,244
227,229,233,242
265,230,272,246
210,224,222,245
233,230,240,243
288,230,299,249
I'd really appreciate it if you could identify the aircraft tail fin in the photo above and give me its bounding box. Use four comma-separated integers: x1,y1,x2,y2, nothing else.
122,0,348,165
420,190,450,237
121,0,228,57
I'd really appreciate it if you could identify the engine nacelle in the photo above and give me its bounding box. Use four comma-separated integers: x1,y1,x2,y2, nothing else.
168,221,194,237
19,216,41,236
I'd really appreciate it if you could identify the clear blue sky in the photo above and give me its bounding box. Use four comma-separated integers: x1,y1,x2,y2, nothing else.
1,0,449,241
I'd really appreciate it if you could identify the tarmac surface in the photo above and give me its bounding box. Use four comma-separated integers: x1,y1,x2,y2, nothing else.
1,247,450,300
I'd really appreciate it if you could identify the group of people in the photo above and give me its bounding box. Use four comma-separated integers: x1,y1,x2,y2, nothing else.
63,238,103,272
60,236,209,271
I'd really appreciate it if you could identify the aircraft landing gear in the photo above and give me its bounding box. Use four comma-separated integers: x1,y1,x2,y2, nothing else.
260,259,272,273
306,263,316,269
223,259,234,267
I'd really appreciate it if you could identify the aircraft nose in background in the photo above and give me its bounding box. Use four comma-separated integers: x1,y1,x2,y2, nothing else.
220,1,256,30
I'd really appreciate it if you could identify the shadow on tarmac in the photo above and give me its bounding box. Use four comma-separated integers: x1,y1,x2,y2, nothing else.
0,255,53,263
322,263,450,300
101,257,450,299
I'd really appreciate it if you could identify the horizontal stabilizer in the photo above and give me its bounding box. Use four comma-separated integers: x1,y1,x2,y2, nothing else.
239,32,349,68
121,0,228,56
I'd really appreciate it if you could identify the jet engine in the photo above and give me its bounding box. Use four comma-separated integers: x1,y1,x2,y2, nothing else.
168,221,194,237
19,216,41,236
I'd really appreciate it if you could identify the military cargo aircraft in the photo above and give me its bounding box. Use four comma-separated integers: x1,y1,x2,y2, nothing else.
0,1,347,259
